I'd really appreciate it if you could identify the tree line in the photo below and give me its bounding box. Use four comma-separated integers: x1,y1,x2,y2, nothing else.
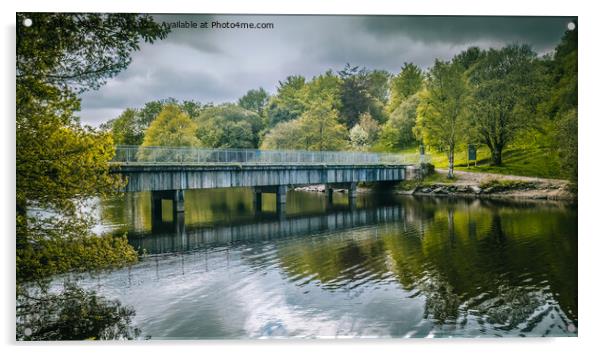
104,26,577,182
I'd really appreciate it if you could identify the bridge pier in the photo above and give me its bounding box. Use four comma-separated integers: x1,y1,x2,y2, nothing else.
151,189,185,222
252,185,288,212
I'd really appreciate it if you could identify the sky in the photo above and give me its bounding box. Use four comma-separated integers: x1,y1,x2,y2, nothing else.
78,14,576,126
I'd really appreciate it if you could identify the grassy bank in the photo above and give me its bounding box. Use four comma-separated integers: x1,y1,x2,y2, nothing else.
393,144,565,180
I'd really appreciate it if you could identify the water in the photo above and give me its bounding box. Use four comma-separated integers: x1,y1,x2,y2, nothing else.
82,188,577,338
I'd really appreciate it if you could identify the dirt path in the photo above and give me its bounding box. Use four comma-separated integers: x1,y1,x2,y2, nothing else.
435,168,569,187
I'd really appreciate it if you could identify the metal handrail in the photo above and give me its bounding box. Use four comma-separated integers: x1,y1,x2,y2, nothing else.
111,145,430,165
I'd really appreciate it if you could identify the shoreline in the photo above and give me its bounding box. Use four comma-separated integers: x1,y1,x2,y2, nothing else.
294,169,576,202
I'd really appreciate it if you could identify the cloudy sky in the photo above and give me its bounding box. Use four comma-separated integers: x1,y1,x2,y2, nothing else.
79,14,576,126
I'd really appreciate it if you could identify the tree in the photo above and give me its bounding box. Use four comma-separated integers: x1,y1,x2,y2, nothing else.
266,75,307,127
302,70,342,113
101,108,143,145
543,24,577,184
261,99,348,151
338,64,388,128
350,113,381,151
378,93,421,151
238,88,270,117
260,119,306,150
349,125,370,151
195,104,263,148
388,63,423,112
415,60,471,178
16,13,168,339
467,45,542,165
139,104,201,159
298,100,349,151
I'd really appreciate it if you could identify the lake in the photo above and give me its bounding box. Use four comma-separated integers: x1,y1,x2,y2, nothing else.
81,188,577,338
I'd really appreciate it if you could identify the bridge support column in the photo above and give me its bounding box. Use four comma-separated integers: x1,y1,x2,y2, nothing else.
174,189,185,214
348,182,357,199
348,182,357,208
151,189,185,222
252,188,263,211
276,185,287,205
252,185,287,213
326,185,334,204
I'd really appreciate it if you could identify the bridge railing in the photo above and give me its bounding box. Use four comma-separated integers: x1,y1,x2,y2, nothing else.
112,145,430,165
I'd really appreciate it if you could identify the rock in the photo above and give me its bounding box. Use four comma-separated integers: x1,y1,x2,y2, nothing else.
421,188,432,193
432,187,448,194
483,187,494,194
469,185,482,194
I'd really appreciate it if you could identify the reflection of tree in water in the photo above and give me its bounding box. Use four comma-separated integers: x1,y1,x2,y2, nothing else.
276,196,577,331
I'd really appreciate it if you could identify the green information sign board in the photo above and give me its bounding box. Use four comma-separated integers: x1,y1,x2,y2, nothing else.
468,144,477,161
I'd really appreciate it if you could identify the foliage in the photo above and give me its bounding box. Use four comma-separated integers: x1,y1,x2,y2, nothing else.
238,88,270,117
297,100,349,151
266,75,307,127
260,119,306,150
544,25,578,185
17,13,169,93
100,108,143,145
415,59,471,178
195,104,263,148
388,62,423,113
16,13,167,339
378,93,420,151
467,45,544,165
138,105,201,161
350,113,381,151
17,282,140,340
262,100,348,151
338,64,388,128
555,109,578,185
349,124,370,151
302,70,342,113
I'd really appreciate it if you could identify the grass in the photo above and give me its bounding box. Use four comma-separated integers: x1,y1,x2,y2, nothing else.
394,144,565,180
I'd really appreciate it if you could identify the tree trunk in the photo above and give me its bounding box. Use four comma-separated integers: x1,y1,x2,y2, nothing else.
491,146,503,166
447,150,454,178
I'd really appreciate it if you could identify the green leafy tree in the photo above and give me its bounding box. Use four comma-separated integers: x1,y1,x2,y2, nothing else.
388,62,423,113
378,93,421,151
262,99,348,151
238,88,270,117
302,70,342,113
297,100,349,151
101,108,143,145
467,45,543,165
338,64,388,128
180,99,204,119
266,75,307,127
415,60,471,178
139,104,201,160
452,47,483,70
260,119,306,150
195,104,263,148
16,12,168,339
542,24,577,184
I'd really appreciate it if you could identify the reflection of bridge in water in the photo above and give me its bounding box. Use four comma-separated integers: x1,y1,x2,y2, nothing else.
128,203,408,255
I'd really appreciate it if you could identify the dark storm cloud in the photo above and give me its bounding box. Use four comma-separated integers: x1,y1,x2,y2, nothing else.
361,16,574,50
79,14,575,126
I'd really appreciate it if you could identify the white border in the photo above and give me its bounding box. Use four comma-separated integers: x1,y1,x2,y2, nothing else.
2,1,599,354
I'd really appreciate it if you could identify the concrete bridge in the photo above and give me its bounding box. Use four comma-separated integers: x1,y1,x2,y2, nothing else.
110,146,426,218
